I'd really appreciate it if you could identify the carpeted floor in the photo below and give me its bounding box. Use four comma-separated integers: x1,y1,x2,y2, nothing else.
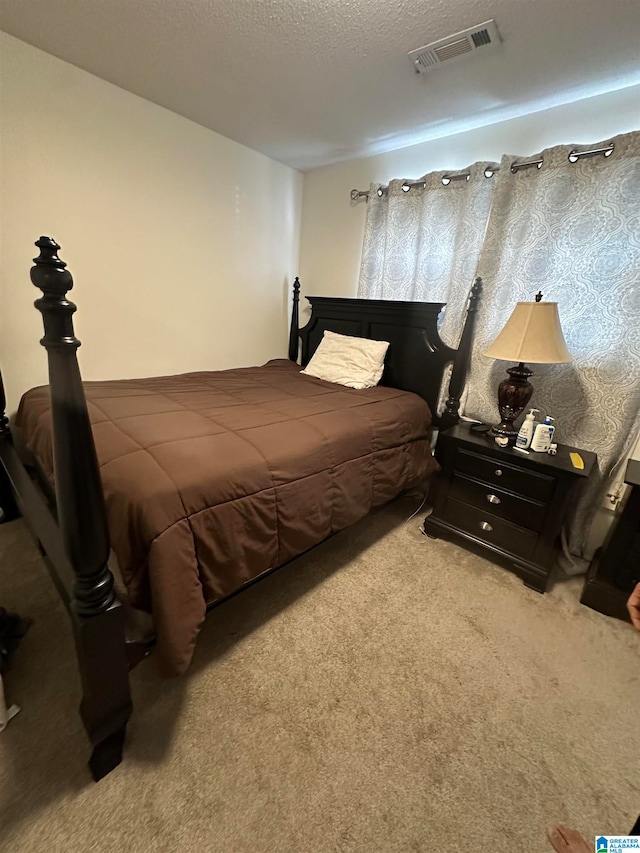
0,496,638,852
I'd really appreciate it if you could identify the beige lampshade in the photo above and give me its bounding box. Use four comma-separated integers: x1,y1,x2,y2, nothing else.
483,301,572,364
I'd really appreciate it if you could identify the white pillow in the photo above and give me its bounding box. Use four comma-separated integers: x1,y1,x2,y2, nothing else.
301,331,390,389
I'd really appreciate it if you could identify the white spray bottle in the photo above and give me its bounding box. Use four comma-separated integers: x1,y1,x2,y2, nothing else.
516,408,539,450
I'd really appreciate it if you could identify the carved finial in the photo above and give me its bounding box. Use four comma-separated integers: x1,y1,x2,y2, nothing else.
535,290,543,302
31,236,74,297
289,278,301,362
31,237,79,350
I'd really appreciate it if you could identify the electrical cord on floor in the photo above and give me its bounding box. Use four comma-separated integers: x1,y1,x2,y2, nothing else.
400,421,493,545
403,490,428,525
400,490,435,546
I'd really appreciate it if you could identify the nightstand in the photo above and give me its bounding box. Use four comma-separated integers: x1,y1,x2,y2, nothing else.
423,423,597,592
580,459,640,622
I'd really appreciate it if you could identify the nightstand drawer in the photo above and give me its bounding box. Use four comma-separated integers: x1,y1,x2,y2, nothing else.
455,448,555,502
442,498,539,561
426,424,596,594
450,473,547,532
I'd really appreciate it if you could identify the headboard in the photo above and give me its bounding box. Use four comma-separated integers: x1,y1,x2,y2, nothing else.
288,278,482,429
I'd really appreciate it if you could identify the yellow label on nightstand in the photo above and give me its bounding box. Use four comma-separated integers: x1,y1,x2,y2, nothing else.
569,452,584,470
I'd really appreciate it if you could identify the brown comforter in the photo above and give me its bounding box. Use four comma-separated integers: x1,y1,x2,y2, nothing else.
17,359,437,673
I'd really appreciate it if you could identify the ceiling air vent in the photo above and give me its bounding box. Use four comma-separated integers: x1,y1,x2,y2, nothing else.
409,20,501,74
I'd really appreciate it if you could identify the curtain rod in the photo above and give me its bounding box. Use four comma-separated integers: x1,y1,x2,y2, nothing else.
350,142,615,201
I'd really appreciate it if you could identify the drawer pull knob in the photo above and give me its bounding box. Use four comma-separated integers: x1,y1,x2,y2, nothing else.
487,494,501,505
495,468,503,477
480,521,493,532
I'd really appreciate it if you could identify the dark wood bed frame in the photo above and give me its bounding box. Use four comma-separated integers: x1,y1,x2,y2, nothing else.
0,236,481,781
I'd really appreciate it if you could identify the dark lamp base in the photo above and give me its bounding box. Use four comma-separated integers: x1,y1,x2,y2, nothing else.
490,362,534,444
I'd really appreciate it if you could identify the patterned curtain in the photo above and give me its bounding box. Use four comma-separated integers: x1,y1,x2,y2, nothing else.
357,130,640,570
357,163,496,346
465,132,640,569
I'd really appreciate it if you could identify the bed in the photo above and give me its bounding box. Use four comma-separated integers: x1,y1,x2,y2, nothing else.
0,236,482,780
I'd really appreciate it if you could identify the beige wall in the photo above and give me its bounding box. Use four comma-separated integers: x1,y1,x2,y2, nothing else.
0,33,303,411
298,85,640,303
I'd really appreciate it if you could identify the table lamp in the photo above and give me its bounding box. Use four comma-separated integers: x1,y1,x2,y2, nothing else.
483,293,572,443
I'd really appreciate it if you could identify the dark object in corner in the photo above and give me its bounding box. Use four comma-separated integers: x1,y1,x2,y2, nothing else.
581,459,640,622
0,607,32,674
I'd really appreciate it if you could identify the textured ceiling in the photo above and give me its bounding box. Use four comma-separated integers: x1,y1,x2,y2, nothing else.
1,0,639,171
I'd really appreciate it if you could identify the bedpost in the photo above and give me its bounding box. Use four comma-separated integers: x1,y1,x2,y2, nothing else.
0,369,19,522
288,276,301,362
440,277,483,431
0,370,9,439
31,236,132,781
